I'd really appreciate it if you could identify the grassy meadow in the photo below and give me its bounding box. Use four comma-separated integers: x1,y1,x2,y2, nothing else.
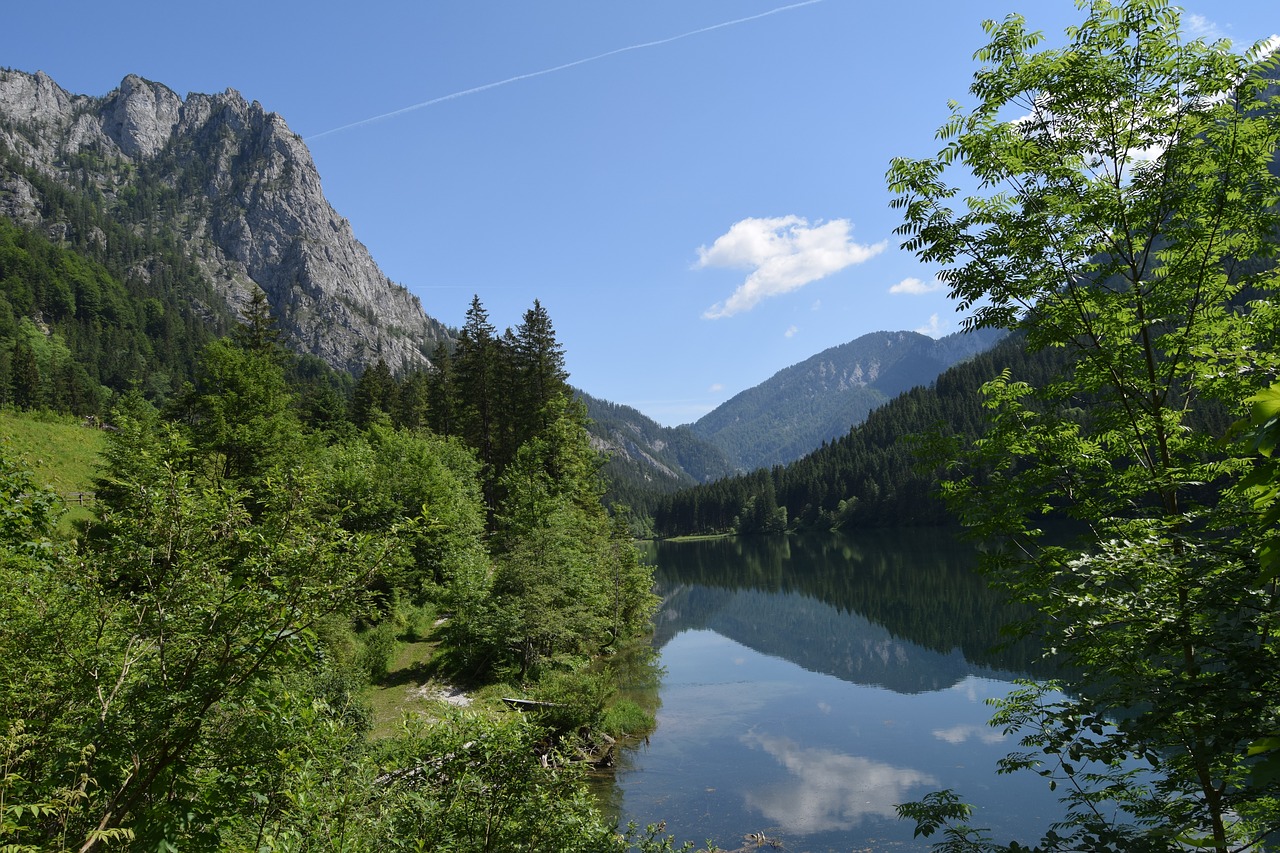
0,409,106,529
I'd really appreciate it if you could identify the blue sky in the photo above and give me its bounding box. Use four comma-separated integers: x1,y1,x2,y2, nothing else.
4,2,1276,425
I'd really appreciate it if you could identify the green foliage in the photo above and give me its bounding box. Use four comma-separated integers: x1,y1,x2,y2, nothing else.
356,620,401,683
0,437,63,549
317,424,487,604
367,711,619,853
600,699,656,741
0,281,657,847
172,337,304,486
528,668,612,734
474,399,657,680
885,2,1280,850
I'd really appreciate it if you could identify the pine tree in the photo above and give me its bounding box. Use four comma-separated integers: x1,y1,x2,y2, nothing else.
426,341,457,437
231,289,283,356
454,296,502,510
510,299,570,441
350,358,395,429
10,339,40,410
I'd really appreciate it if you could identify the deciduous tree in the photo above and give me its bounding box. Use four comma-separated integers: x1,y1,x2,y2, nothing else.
887,1,1280,849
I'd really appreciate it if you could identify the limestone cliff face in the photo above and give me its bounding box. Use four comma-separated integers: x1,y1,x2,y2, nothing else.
0,69,449,372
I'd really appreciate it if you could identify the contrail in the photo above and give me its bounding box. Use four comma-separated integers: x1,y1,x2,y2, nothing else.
307,0,824,141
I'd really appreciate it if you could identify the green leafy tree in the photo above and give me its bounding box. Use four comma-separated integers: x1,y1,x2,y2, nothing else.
2,422,410,850
318,424,488,602
886,2,1280,850
173,338,303,487
350,357,396,429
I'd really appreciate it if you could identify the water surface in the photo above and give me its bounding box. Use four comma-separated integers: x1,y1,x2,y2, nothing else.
601,530,1063,851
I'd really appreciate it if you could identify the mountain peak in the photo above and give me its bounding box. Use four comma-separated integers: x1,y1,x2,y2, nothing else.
690,326,1005,470
102,74,182,158
0,67,450,373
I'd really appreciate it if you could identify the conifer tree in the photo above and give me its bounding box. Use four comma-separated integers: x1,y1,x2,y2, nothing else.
426,340,458,437
9,338,40,410
454,296,502,511
350,357,395,429
510,298,570,441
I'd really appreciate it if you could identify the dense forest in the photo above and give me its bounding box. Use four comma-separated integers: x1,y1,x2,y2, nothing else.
0,212,224,413
643,332,1073,537
0,278,677,849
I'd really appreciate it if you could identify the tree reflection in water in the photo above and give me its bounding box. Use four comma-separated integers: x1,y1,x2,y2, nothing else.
599,530,1061,851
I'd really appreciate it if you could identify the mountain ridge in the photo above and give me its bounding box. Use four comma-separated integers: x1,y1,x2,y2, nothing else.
577,326,1003,504
0,68,450,373
687,326,1004,472
0,66,999,493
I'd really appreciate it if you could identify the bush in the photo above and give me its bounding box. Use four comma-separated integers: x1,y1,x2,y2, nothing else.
600,699,655,740
396,602,437,642
356,620,399,683
530,668,610,734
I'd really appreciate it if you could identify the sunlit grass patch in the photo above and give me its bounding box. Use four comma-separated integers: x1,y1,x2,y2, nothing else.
0,409,106,533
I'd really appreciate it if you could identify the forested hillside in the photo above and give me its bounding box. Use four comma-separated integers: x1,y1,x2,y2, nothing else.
646,332,1072,536
0,185,231,411
687,326,1004,471
0,293,666,850
577,389,734,508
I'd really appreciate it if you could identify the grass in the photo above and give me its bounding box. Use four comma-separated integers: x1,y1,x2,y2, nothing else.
0,408,107,532
363,638,443,739
359,605,519,739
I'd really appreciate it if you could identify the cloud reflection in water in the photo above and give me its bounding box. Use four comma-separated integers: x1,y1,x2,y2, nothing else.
933,723,1007,745
739,731,938,834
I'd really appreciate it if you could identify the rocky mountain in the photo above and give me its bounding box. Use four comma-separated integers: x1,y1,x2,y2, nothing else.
0,69,449,373
578,328,1003,499
577,389,734,501
689,327,1005,472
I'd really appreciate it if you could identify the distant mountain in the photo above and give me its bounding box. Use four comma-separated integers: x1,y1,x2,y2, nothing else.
579,327,1004,503
0,69,450,374
689,327,1005,472
646,331,1071,537
577,389,734,505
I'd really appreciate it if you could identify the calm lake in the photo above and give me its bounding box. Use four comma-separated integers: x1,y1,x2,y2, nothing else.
594,529,1064,852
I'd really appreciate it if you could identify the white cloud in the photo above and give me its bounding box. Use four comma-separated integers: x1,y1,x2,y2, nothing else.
890,276,944,296
784,325,799,338
697,216,886,318
916,313,945,337
1185,13,1222,40
933,724,1007,746
708,383,724,393
740,731,938,833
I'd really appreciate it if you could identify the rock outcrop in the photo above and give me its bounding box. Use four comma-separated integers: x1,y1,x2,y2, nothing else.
0,69,449,372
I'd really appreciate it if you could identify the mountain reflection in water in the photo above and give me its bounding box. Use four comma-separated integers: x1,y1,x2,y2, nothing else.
647,528,1046,691
602,530,1061,852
